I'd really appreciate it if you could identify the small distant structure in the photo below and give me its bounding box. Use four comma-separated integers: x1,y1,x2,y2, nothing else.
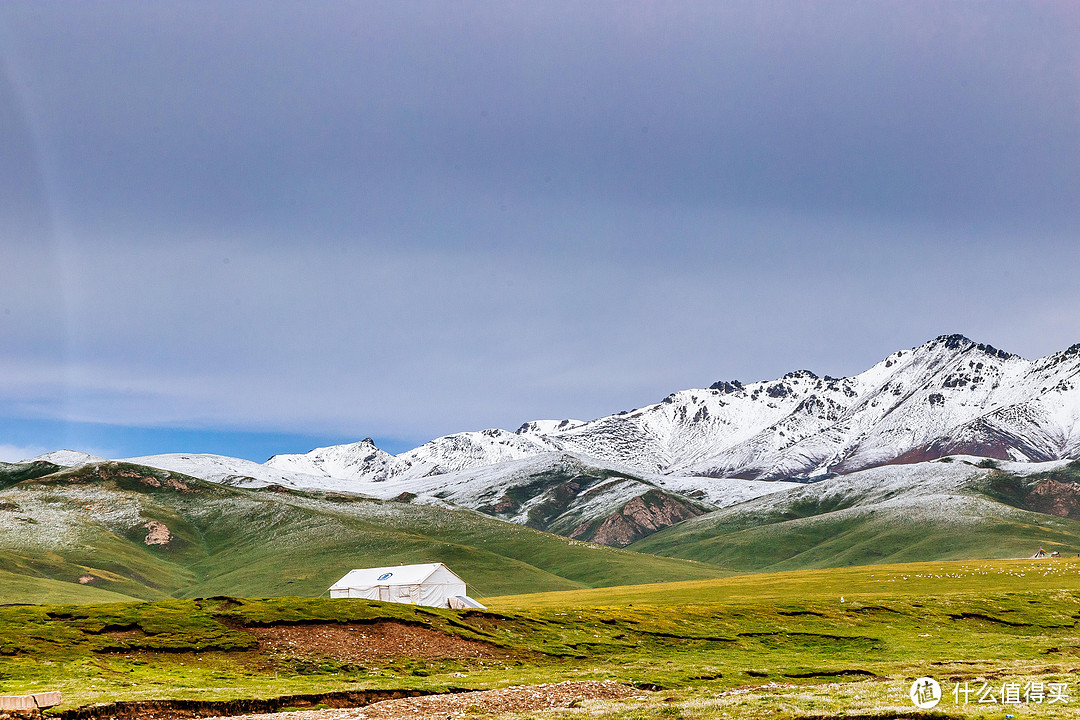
328,562,485,609
1031,548,1049,559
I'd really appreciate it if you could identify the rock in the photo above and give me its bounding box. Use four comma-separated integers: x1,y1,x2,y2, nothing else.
143,520,172,546
572,490,706,547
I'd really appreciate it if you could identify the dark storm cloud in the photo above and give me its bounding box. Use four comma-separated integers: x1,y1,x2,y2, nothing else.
1,1,1078,451
6,1,1078,235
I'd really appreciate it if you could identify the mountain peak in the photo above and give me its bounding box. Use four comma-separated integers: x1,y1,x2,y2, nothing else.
708,379,744,394
240,334,1079,490
920,334,1018,360
929,333,976,350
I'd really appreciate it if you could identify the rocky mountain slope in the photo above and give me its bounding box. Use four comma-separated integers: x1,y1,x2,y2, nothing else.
5,457,1079,605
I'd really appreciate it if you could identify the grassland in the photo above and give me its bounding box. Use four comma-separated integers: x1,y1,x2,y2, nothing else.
6,459,1080,718
0,568,140,604
484,556,1080,608
1,558,1079,719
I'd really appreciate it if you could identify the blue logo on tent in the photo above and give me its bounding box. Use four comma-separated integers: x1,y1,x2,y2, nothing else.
377,572,393,581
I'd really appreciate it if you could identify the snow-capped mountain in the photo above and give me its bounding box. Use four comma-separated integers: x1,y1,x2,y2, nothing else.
22,334,1080,546
267,335,1080,483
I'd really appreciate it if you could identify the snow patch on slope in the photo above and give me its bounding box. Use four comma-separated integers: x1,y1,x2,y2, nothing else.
24,450,108,467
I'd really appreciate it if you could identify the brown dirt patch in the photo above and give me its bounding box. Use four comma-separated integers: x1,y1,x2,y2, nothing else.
248,621,509,662
358,680,641,719
200,681,641,720
104,628,145,641
573,490,705,547
143,521,172,546
1028,479,1080,519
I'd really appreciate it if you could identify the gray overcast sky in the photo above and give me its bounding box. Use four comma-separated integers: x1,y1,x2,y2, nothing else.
1,1,1079,459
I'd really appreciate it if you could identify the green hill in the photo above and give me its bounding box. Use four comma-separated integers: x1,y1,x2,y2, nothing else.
631,459,1080,570
0,461,724,604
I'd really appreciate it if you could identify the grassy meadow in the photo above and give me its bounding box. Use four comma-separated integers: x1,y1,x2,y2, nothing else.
1,558,1079,718
5,459,1080,717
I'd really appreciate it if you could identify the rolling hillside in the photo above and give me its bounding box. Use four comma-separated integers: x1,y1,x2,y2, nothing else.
0,460,724,604
47,450,795,548
632,458,1080,571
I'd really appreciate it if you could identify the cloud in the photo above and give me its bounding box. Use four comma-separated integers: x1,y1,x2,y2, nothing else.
2,207,1078,447
4,2,1077,233
0,444,49,463
0,2,1077,450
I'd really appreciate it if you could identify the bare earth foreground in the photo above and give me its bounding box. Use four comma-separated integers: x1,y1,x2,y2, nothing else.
200,682,642,720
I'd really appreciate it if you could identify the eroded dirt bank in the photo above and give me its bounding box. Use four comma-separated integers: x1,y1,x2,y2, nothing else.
54,682,639,720
247,619,512,661
203,681,642,720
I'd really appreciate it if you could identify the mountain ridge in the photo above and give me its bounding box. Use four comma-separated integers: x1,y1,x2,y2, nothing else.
21,334,1080,549
262,334,1080,483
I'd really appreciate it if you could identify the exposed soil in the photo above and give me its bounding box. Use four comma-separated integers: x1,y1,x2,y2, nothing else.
54,690,439,720
248,621,511,661
572,490,705,547
199,681,641,720
104,628,144,642
143,521,173,546
0,711,43,720
1027,479,1080,519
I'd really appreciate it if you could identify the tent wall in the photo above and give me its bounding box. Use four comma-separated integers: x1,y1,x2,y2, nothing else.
330,587,380,600
327,563,470,608
448,595,486,609
427,565,467,591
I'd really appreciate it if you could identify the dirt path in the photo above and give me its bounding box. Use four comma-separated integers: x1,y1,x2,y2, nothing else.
200,681,642,720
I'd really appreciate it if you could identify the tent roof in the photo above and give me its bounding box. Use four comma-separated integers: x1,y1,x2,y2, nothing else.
330,563,461,589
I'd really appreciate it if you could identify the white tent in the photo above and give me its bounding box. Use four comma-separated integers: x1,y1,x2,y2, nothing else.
328,563,485,609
